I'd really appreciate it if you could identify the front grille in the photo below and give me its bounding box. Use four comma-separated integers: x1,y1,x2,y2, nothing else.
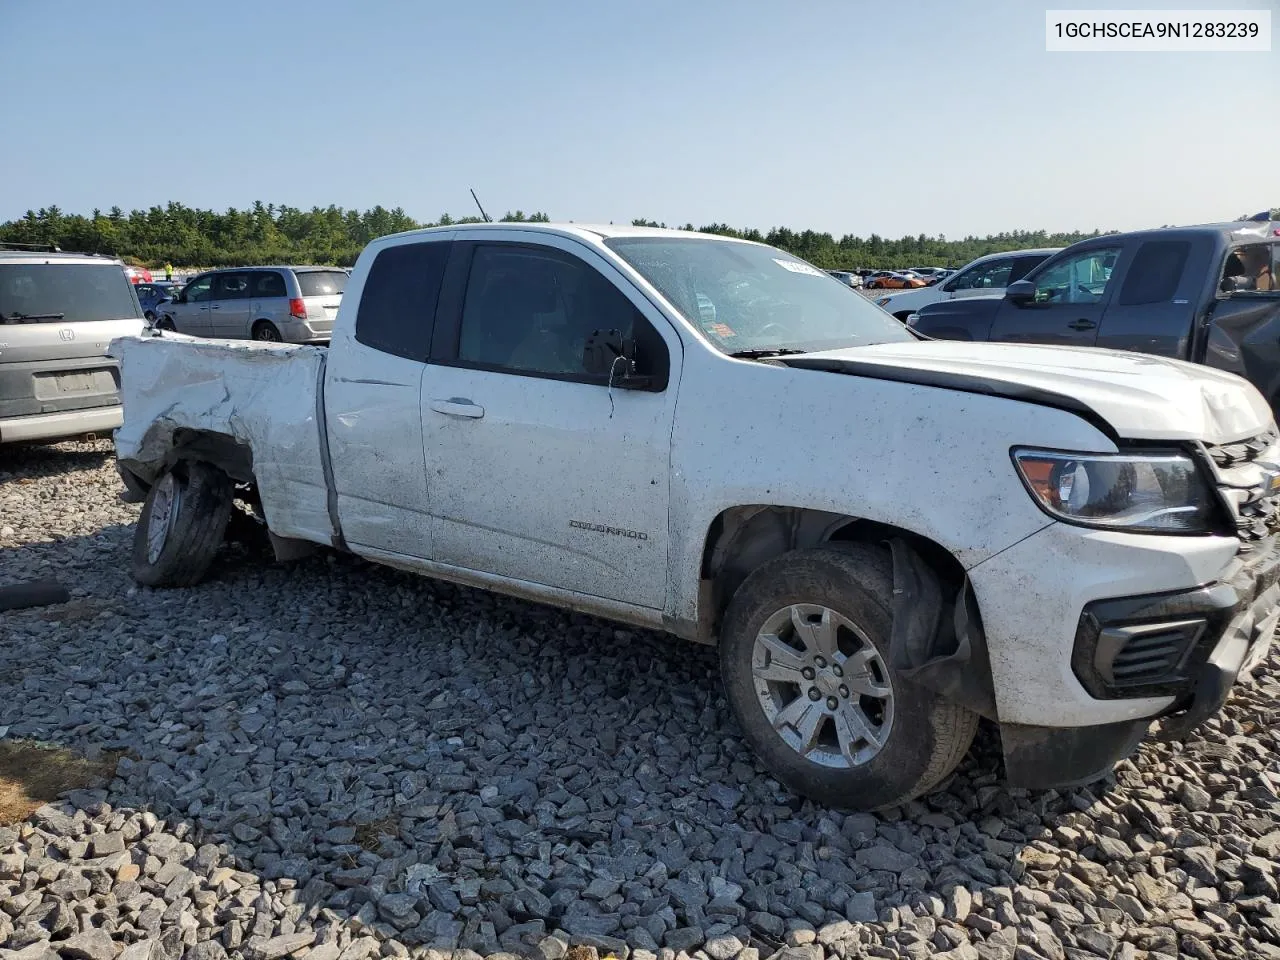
1202,429,1280,546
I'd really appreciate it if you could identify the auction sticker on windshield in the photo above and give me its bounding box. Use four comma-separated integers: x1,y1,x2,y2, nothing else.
773,258,825,277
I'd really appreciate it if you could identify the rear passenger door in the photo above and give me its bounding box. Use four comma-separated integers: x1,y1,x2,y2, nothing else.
210,271,253,338
1095,238,1199,358
323,234,454,558
988,245,1123,346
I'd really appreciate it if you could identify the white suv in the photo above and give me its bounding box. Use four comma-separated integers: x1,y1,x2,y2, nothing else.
0,247,146,443
875,248,1060,322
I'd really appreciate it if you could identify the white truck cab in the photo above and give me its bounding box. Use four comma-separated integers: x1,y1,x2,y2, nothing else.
110,224,1280,810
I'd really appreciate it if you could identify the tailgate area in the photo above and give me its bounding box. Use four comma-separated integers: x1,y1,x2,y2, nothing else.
0,357,122,419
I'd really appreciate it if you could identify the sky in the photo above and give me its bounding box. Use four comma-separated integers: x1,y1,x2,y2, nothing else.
0,0,1276,240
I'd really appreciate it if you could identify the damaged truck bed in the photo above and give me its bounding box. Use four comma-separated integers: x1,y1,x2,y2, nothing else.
111,222,1280,811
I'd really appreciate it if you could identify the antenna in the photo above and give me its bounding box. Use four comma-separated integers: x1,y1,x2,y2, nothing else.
469,188,491,223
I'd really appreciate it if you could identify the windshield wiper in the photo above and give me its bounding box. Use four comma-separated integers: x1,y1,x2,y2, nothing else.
727,347,807,360
2,312,66,322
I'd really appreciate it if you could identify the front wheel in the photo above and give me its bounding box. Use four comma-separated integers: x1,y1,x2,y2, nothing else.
720,545,978,810
132,462,234,587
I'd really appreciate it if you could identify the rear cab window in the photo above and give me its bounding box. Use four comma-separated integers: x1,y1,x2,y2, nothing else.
1,261,143,323
354,242,451,360
297,271,349,298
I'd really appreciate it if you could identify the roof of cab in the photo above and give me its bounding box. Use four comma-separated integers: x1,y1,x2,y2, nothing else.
375,221,761,245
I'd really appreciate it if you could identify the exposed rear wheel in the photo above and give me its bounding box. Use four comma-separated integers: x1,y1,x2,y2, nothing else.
131,462,233,587
252,321,282,342
720,544,978,810
156,316,175,332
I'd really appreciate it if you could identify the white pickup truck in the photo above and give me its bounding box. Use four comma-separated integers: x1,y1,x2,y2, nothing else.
110,223,1280,811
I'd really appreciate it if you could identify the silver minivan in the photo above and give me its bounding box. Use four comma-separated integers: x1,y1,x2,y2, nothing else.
156,266,347,343
0,248,146,444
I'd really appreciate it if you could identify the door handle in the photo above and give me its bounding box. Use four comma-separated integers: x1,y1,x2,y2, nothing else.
210,305,221,310
430,398,485,419
1068,319,1096,331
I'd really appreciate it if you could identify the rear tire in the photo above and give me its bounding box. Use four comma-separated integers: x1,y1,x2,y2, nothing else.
252,321,282,342
720,544,978,810
131,462,234,587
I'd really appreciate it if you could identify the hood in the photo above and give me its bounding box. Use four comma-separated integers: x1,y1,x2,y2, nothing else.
780,340,1274,445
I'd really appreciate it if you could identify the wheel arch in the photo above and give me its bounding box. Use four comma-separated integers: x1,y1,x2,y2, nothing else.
699,503,998,722
700,505,969,633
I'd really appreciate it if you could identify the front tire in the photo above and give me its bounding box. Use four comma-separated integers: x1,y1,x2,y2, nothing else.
720,545,978,810
132,462,234,587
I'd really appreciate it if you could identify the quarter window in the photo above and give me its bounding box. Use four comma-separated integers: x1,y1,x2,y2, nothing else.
253,272,287,298
354,241,451,361
1117,241,1189,306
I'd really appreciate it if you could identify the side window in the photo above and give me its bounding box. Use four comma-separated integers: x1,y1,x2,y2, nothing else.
457,244,662,382
354,240,451,361
1221,244,1276,294
213,272,250,300
1008,255,1049,284
253,272,287,298
1117,241,1190,306
184,276,213,302
950,259,1012,291
1033,247,1121,304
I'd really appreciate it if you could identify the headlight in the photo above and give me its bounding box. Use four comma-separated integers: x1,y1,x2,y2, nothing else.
876,297,891,307
1012,449,1219,534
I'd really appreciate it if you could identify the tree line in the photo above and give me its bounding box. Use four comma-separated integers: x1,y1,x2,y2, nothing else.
1,202,1276,273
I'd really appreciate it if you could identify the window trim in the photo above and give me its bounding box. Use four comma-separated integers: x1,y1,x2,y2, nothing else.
429,240,671,392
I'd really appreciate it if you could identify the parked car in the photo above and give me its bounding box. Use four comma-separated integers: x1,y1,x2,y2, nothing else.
866,271,928,290
110,222,1279,810
156,265,348,342
134,281,179,322
908,221,1280,411
0,247,146,443
826,270,864,289
875,249,1060,322
122,265,153,285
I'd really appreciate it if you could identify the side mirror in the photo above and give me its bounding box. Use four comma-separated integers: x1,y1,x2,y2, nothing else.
1005,279,1036,303
583,328,648,386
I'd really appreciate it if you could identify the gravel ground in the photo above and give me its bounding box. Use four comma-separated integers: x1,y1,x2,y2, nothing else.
4,440,1280,960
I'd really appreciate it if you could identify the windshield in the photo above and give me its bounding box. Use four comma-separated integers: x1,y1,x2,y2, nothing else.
296,270,348,297
0,262,143,323
604,237,914,355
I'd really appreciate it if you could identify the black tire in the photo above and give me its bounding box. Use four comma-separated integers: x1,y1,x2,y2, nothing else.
131,462,234,587
893,311,914,323
144,310,156,322
156,316,175,332
720,544,978,810
252,321,281,342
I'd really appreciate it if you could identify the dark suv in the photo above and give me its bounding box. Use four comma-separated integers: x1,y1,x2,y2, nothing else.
0,247,146,443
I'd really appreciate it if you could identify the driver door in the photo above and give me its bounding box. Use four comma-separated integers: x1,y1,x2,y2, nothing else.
171,274,214,335
988,246,1123,346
